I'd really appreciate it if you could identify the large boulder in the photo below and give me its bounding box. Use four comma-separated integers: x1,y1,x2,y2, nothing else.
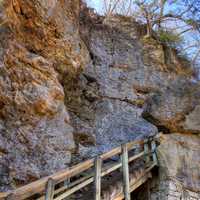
149,133,200,200
143,79,200,134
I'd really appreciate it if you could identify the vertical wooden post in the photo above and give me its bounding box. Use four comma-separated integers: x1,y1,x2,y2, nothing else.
64,178,70,187
45,178,55,200
95,156,102,200
151,140,158,165
122,144,131,200
146,180,151,200
144,139,150,167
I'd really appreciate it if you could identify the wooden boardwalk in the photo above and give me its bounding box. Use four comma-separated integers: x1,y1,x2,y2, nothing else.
0,137,158,200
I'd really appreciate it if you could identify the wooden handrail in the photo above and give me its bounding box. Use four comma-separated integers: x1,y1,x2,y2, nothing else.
0,193,8,199
2,159,95,200
0,137,158,200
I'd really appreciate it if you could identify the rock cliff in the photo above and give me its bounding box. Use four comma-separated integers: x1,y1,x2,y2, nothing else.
0,0,88,191
0,0,199,198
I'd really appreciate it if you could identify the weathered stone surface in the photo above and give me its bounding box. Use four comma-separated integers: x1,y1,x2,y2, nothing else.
5,0,89,75
0,0,91,191
80,13,200,137
182,105,200,132
74,99,157,159
69,11,200,162
149,133,200,200
77,12,200,197
0,41,75,191
157,133,200,192
67,12,160,160
150,179,200,200
143,79,200,133
99,17,200,135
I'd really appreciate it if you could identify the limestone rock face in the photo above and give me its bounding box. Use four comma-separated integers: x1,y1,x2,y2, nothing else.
99,17,200,135
158,134,200,191
149,134,200,199
143,79,200,133
73,99,157,159
67,13,160,160
0,0,90,191
81,14,200,138
5,0,88,75
69,12,200,161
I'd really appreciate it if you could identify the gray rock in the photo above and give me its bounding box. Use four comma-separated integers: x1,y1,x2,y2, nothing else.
77,99,158,159
0,0,87,190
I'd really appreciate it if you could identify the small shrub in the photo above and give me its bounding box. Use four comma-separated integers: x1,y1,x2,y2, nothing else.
157,30,182,45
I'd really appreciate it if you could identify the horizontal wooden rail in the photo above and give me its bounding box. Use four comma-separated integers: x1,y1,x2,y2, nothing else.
2,159,95,200
0,194,8,199
114,163,156,200
36,151,147,200
0,136,158,200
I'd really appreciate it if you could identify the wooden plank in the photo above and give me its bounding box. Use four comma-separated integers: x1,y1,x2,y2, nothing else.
121,144,131,200
100,146,121,160
129,172,151,193
45,178,55,200
113,172,151,200
130,173,150,193
38,152,145,200
102,151,144,176
54,177,94,200
113,163,156,200
146,180,150,200
151,140,158,165
37,175,93,200
0,193,8,200
144,140,150,165
5,159,95,200
126,140,144,151
100,139,144,161
60,159,154,200
53,176,91,197
114,173,150,200
64,178,70,187
129,151,144,163
94,157,102,200
102,150,145,177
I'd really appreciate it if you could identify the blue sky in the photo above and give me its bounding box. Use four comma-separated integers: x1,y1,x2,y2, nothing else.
86,0,103,13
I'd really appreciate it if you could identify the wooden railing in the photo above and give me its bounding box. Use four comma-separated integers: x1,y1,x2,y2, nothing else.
0,137,158,200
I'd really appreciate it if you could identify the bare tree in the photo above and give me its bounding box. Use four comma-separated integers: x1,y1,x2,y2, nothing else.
103,0,123,16
98,0,200,68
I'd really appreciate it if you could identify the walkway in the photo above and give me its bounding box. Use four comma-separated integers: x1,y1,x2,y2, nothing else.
0,137,158,200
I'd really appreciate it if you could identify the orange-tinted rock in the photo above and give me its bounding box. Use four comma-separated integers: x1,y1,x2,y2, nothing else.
0,0,90,191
